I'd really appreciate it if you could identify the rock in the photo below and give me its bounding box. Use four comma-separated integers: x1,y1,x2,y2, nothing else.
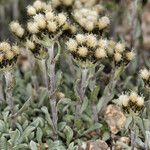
104,104,126,134
86,140,108,150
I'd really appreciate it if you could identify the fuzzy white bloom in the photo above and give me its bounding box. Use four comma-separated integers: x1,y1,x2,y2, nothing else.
95,48,107,59
9,21,21,33
27,22,39,34
47,21,57,33
26,40,35,50
57,13,67,26
27,5,36,16
76,34,86,44
86,34,97,48
118,94,129,107
98,39,108,49
78,46,88,57
12,45,20,55
0,42,11,52
52,0,61,8
45,11,54,21
33,0,43,11
115,43,125,53
5,51,14,60
34,14,46,29
114,53,122,62
15,27,25,38
62,0,74,6
129,91,138,103
0,53,4,62
126,51,135,61
66,39,78,52
140,69,150,81
136,96,144,107
98,16,110,30
84,21,94,31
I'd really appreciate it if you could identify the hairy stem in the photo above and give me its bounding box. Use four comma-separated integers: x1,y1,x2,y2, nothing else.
47,44,58,136
4,71,16,129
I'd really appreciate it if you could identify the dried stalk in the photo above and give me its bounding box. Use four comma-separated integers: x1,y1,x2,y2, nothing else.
4,71,16,129
47,44,58,136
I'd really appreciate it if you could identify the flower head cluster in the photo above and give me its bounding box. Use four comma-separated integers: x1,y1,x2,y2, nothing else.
10,0,67,58
73,8,110,32
0,41,20,69
66,34,135,67
118,91,145,113
140,68,150,86
52,0,74,8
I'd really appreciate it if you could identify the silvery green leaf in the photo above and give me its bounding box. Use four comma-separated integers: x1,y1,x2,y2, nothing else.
12,143,28,150
47,140,66,150
3,111,9,123
63,114,74,123
0,120,6,132
58,122,66,131
30,141,38,150
67,142,78,150
90,86,100,102
9,129,20,146
64,126,74,146
56,70,62,88
0,136,7,150
125,116,132,129
102,132,110,141
80,97,88,114
135,138,145,149
81,114,92,124
41,106,53,127
81,123,102,135
146,131,150,149
36,127,43,143
38,88,48,107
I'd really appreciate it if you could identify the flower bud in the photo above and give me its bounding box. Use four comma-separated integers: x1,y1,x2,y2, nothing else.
115,43,125,53
26,40,35,50
114,53,122,62
84,21,94,31
98,16,110,30
76,34,85,44
27,22,39,34
5,51,14,60
52,0,61,8
118,94,129,107
15,27,25,38
140,69,150,81
33,0,43,11
0,53,4,62
129,91,138,103
34,14,46,29
57,13,67,26
62,0,74,6
27,5,36,16
66,39,78,52
86,34,97,48
9,21,20,33
78,46,88,57
12,45,20,55
95,48,107,59
126,51,135,61
136,96,144,107
98,39,108,49
47,21,57,33
0,42,11,52
45,11,54,21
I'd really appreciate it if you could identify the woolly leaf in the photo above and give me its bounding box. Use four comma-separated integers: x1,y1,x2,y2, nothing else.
30,141,38,150
64,126,74,146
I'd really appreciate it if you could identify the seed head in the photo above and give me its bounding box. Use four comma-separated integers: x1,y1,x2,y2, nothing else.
78,46,88,57
98,39,108,49
27,5,36,16
118,94,129,107
15,27,25,38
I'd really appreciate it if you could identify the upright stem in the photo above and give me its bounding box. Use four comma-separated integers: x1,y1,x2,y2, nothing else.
4,71,16,129
47,44,58,136
75,68,88,118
